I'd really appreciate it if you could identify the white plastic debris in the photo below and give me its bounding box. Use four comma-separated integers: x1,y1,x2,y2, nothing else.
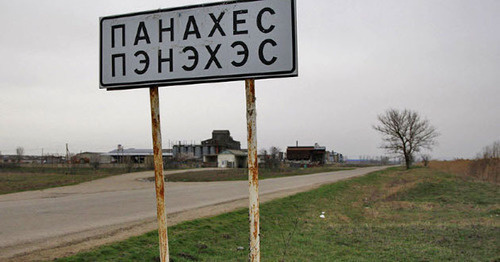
319,211,325,219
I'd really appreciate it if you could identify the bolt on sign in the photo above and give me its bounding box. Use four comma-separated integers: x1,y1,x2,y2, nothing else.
100,0,297,89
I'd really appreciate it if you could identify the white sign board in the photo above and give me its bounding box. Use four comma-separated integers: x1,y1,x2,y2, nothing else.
100,0,297,90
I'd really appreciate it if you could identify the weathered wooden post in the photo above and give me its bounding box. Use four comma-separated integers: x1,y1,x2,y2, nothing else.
245,79,260,261
149,86,169,261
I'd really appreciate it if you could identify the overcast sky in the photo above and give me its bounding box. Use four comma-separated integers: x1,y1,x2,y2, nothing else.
0,0,499,160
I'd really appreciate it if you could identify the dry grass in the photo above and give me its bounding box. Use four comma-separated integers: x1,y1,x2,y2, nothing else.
429,159,499,184
469,158,499,183
0,166,139,195
0,172,119,195
429,160,471,176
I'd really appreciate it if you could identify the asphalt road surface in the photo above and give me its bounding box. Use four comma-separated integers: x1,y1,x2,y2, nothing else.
0,166,388,260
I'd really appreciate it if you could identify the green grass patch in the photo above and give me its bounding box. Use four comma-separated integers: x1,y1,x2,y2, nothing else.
161,166,353,182
56,167,499,261
396,179,499,205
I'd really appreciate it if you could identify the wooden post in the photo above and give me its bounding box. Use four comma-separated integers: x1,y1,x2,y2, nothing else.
149,86,169,262
245,79,260,262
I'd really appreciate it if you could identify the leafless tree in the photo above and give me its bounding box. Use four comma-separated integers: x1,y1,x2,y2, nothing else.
420,154,431,167
380,156,390,165
469,140,499,183
373,109,439,169
269,146,281,160
268,146,282,169
16,147,24,163
259,148,268,157
479,141,499,159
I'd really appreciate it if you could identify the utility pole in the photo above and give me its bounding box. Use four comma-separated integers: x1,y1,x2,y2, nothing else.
66,143,70,164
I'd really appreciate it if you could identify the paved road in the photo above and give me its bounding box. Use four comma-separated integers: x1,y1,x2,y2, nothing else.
0,166,387,260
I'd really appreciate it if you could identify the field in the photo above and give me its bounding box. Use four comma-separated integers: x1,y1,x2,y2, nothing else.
0,165,352,195
0,166,143,195
160,166,353,182
56,165,499,261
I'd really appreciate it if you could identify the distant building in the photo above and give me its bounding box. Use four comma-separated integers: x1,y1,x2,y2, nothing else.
105,148,172,164
42,155,65,164
1,154,64,164
73,152,112,164
202,130,241,150
286,143,327,164
217,150,248,168
173,130,241,164
326,151,344,163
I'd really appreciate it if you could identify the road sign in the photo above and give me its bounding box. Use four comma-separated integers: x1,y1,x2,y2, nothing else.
100,0,297,90
100,1,298,261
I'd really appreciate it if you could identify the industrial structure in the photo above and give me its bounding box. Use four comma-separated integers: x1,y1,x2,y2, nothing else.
286,143,327,164
105,146,172,164
172,130,241,164
2,136,346,169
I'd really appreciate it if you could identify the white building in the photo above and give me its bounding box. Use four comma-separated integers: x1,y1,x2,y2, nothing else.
217,150,248,168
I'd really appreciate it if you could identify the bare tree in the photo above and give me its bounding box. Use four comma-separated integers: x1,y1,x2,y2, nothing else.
420,154,431,167
16,147,24,163
479,141,499,159
469,140,499,183
269,146,281,158
380,156,390,165
268,146,282,169
373,109,439,169
259,148,268,157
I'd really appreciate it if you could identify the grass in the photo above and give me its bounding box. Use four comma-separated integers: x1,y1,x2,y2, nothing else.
161,166,353,182
56,166,499,261
0,166,145,195
429,159,499,184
